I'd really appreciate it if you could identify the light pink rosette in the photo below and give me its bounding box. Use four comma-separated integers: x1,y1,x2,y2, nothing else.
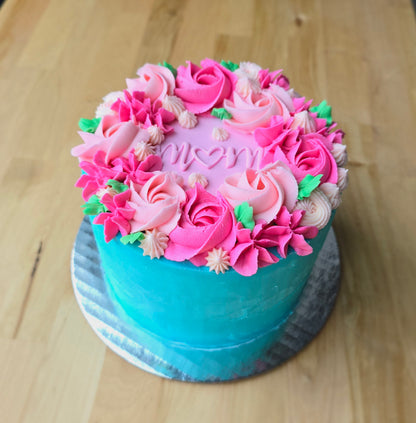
223,85,294,134
126,64,175,102
71,114,147,163
174,59,237,114
164,184,237,266
218,162,298,223
127,172,186,235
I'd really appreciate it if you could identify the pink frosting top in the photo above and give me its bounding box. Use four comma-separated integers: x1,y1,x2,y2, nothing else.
73,59,348,276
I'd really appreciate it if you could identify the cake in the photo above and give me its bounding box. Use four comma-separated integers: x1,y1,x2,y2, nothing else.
71,59,348,380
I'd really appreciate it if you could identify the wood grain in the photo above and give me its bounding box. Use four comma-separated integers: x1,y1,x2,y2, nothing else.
1,0,415,421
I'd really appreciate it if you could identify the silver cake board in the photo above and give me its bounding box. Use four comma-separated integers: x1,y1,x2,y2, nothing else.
71,216,341,382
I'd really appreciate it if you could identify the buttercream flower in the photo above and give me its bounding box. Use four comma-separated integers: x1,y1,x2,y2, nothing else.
218,162,298,224
126,64,176,102
284,133,338,183
175,59,237,114
71,114,147,163
258,68,290,90
229,222,280,276
93,190,135,242
294,189,332,230
111,152,163,186
127,172,186,234
268,206,319,258
111,90,175,134
223,85,294,134
164,184,237,266
75,150,126,201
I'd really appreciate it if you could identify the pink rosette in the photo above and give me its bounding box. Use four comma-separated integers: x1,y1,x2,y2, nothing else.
93,190,135,242
284,133,338,183
71,114,148,164
218,162,298,224
229,222,280,277
175,59,237,114
127,172,186,235
164,184,237,266
126,64,175,102
223,84,294,134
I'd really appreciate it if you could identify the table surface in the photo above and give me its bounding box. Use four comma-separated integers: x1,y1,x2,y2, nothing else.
1,0,415,422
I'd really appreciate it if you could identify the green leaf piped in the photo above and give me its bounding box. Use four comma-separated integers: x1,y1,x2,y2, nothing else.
78,118,101,133
107,179,129,194
211,108,232,120
158,61,177,78
220,60,239,72
234,202,255,231
297,174,323,200
120,231,145,245
310,100,332,126
81,195,108,216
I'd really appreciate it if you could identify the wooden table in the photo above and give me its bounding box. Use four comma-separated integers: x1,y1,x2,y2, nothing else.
1,0,415,421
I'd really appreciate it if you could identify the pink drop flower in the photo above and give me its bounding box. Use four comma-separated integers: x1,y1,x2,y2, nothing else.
75,151,126,201
230,222,281,277
111,90,175,134
267,206,319,258
93,190,135,242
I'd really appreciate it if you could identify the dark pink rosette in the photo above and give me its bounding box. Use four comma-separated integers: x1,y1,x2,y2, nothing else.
255,116,338,184
164,184,237,266
174,59,238,114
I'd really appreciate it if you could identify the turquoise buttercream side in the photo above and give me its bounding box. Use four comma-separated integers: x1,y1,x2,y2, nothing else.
90,214,334,348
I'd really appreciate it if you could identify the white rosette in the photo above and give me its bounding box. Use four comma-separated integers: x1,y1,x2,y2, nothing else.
295,189,332,230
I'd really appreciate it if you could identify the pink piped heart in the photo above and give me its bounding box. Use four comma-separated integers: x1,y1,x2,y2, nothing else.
192,147,225,169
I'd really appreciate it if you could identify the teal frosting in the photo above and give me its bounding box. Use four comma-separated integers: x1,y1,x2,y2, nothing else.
90,212,334,380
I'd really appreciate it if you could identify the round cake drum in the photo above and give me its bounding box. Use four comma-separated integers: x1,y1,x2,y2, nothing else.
71,216,341,382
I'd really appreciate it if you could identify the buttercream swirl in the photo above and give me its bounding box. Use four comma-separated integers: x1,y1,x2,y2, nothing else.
205,248,230,274
161,95,185,118
147,125,165,145
319,183,342,209
212,127,229,142
218,161,298,223
178,110,198,129
188,172,208,189
331,143,348,166
337,167,349,192
128,172,186,234
126,64,175,102
140,229,169,259
295,189,332,229
95,91,124,118
290,110,317,134
134,141,156,161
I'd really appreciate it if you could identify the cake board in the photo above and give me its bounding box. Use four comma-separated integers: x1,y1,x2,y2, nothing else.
71,216,341,382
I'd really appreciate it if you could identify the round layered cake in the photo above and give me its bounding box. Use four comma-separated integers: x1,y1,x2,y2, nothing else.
72,59,348,380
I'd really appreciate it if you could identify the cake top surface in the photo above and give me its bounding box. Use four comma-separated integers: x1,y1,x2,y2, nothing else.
72,59,348,276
